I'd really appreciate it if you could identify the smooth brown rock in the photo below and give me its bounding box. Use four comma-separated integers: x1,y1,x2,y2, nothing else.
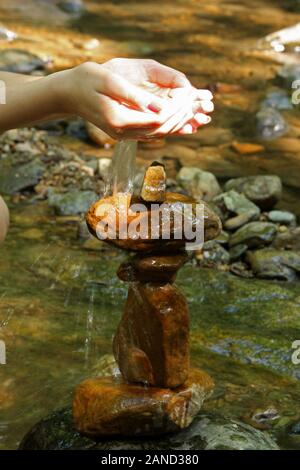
117,253,188,283
73,368,214,437
140,162,166,202
86,192,222,253
113,282,189,388
231,142,265,155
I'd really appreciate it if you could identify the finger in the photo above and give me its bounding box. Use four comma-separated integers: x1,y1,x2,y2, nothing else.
170,108,195,134
145,60,191,88
178,123,197,135
194,89,214,101
194,113,212,125
108,100,164,128
151,103,191,136
192,99,214,114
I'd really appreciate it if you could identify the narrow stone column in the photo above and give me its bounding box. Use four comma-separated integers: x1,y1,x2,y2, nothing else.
114,254,189,388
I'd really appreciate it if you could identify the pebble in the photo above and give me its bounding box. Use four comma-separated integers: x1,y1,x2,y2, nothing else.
267,210,296,225
229,221,277,248
256,108,288,140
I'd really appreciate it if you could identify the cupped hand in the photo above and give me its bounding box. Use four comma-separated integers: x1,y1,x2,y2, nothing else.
63,60,213,140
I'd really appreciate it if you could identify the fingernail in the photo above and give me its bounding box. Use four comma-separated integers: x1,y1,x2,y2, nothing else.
195,113,211,124
148,101,163,112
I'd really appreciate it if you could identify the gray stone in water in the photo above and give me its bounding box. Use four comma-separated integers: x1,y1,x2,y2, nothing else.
19,408,279,450
229,243,248,261
58,0,84,14
0,159,45,194
48,188,98,215
0,49,46,73
224,212,257,231
213,190,260,219
229,222,277,248
177,166,221,201
277,64,300,88
256,108,288,140
273,227,300,251
201,241,230,266
261,90,293,111
247,248,300,281
214,230,230,245
267,210,296,225
224,175,282,210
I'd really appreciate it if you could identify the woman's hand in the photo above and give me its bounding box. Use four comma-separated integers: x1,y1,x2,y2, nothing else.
0,59,213,139
62,60,213,140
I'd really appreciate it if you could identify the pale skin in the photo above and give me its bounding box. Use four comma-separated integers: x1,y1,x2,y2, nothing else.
0,58,214,241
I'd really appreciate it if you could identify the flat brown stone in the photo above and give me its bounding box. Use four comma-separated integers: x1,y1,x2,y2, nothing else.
117,253,188,283
73,368,214,437
86,192,222,253
113,282,189,388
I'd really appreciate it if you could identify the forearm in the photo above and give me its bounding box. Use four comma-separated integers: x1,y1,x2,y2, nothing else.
0,71,70,132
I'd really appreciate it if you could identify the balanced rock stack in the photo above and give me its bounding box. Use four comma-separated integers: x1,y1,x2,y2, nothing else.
73,162,221,437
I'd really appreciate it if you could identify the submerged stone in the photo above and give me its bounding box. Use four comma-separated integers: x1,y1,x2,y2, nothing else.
261,90,293,111
199,241,230,266
229,222,277,248
0,49,46,73
177,166,221,202
267,210,296,226
229,243,248,261
20,409,278,450
247,248,300,281
213,190,260,220
73,369,213,438
277,64,300,88
58,0,84,14
0,159,45,195
231,142,265,155
273,227,300,250
224,175,282,210
113,282,189,388
48,189,98,216
256,108,288,141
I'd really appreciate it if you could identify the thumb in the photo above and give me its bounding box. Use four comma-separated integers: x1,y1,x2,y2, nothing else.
100,71,165,112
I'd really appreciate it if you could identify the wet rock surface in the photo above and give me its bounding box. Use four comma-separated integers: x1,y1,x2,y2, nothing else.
117,253,188,283
0,49,47,73
20,408,278,450
0,158,45,195
72,369,213,438
177,167,221,201
247,249,300,281
229,222,277,248
140,162,166,202
86,192,222,253
113,282,190,388
256,108,288,141
48,188,98,216
224,176,282,210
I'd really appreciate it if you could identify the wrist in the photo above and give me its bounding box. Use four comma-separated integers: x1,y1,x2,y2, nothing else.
46,68,75,115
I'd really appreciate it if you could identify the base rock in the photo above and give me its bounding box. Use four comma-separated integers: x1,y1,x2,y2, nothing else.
20,409,278,450
73,369,213,438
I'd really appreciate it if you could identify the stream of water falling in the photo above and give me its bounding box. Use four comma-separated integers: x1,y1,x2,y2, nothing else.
107,140,137,196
